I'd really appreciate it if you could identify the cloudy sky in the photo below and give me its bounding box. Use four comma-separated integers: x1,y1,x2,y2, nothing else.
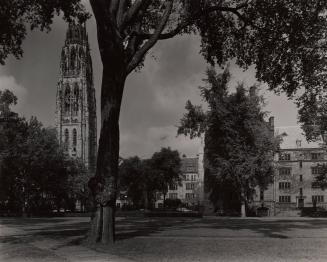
0,6,300,158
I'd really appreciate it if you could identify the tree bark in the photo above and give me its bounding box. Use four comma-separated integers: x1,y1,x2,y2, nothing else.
102,205,115,244
89,57,126,244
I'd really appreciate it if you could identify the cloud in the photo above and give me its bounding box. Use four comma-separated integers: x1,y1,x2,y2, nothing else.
120,125,201,159
0,75,27,112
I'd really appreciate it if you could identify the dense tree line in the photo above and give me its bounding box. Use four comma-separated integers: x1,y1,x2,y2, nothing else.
0,90,89,216
119,147,181,209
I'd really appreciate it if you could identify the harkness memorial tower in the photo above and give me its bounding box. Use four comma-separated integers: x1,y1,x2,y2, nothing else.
55,22,97,173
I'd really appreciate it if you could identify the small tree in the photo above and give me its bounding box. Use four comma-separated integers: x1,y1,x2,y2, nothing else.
150,147,182,205
119,156,146,208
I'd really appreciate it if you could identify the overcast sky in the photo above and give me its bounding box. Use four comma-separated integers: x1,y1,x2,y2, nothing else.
0,8,300,159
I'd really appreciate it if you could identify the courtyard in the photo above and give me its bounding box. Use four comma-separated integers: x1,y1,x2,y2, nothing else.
0,215,327,261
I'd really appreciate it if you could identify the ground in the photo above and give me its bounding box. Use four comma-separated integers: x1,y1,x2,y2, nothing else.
1,215,327,262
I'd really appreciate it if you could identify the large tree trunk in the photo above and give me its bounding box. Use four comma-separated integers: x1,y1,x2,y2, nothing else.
89,60,126,244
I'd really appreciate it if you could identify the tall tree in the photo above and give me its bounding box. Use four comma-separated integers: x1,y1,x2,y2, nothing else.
2,0,327,244
178,68,280,216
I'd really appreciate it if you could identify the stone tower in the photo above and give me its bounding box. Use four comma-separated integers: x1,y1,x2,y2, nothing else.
55,22,97,172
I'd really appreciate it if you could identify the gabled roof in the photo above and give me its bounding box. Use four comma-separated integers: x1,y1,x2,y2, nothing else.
275,126,321,150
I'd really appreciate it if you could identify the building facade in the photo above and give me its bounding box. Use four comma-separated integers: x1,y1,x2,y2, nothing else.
253,127,327,216
55,22,97,172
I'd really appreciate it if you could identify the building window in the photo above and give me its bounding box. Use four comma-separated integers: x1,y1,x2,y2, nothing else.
156,192,162,200
169,184,177,190
72,128,77,146
185,193,195,199
279,182,291,190
64,129,69,150
279,195,291,203
187,167,194,172
279,168,291,176
169,193,178,199
311,181,321,189
186,183,195,190
312,195,324,203
311,167,321,175
299,175,303,182
64,84,70,115
279,153,290,161
311,153,323,160
299,188,303,196
299,161,302,168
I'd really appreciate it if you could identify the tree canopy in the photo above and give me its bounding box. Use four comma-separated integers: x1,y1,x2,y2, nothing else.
119,147,181,208
178,68,281,213
0,0,88,65
0,91,89,215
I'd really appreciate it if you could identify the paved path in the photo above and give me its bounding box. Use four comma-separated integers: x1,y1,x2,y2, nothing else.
1,216,327,261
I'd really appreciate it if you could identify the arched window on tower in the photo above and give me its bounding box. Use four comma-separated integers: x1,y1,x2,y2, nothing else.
72,128,77,156
64,84,70,115
73,128,77,146
64,128,69,151
72,83,79,116
70,47,76,70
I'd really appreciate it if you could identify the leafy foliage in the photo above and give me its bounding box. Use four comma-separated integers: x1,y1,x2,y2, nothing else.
178,68,280,209
0,0,88,64
0,94,88,215
149,147,182,199
119,148,181,208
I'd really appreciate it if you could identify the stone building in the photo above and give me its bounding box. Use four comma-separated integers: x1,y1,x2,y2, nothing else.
253,126,327,216
55,22,97,173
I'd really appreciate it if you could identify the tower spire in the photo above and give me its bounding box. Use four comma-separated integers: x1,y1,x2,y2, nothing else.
55,22,97,173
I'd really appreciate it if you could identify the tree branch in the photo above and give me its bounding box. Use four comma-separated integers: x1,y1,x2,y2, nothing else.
126,0,174,74
138,3,250,40
109,0,119,17
121,0,151,30
117,0,126,30
90,0,124,62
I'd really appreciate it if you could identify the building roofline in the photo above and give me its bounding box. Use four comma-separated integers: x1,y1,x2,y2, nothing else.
279,147,324,151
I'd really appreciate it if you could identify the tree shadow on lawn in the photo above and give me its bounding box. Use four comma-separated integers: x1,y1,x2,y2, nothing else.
2,216,327,246
115,217,327,241
0,217,75,227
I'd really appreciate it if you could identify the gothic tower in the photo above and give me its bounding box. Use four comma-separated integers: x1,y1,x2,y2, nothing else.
55,22,97,172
